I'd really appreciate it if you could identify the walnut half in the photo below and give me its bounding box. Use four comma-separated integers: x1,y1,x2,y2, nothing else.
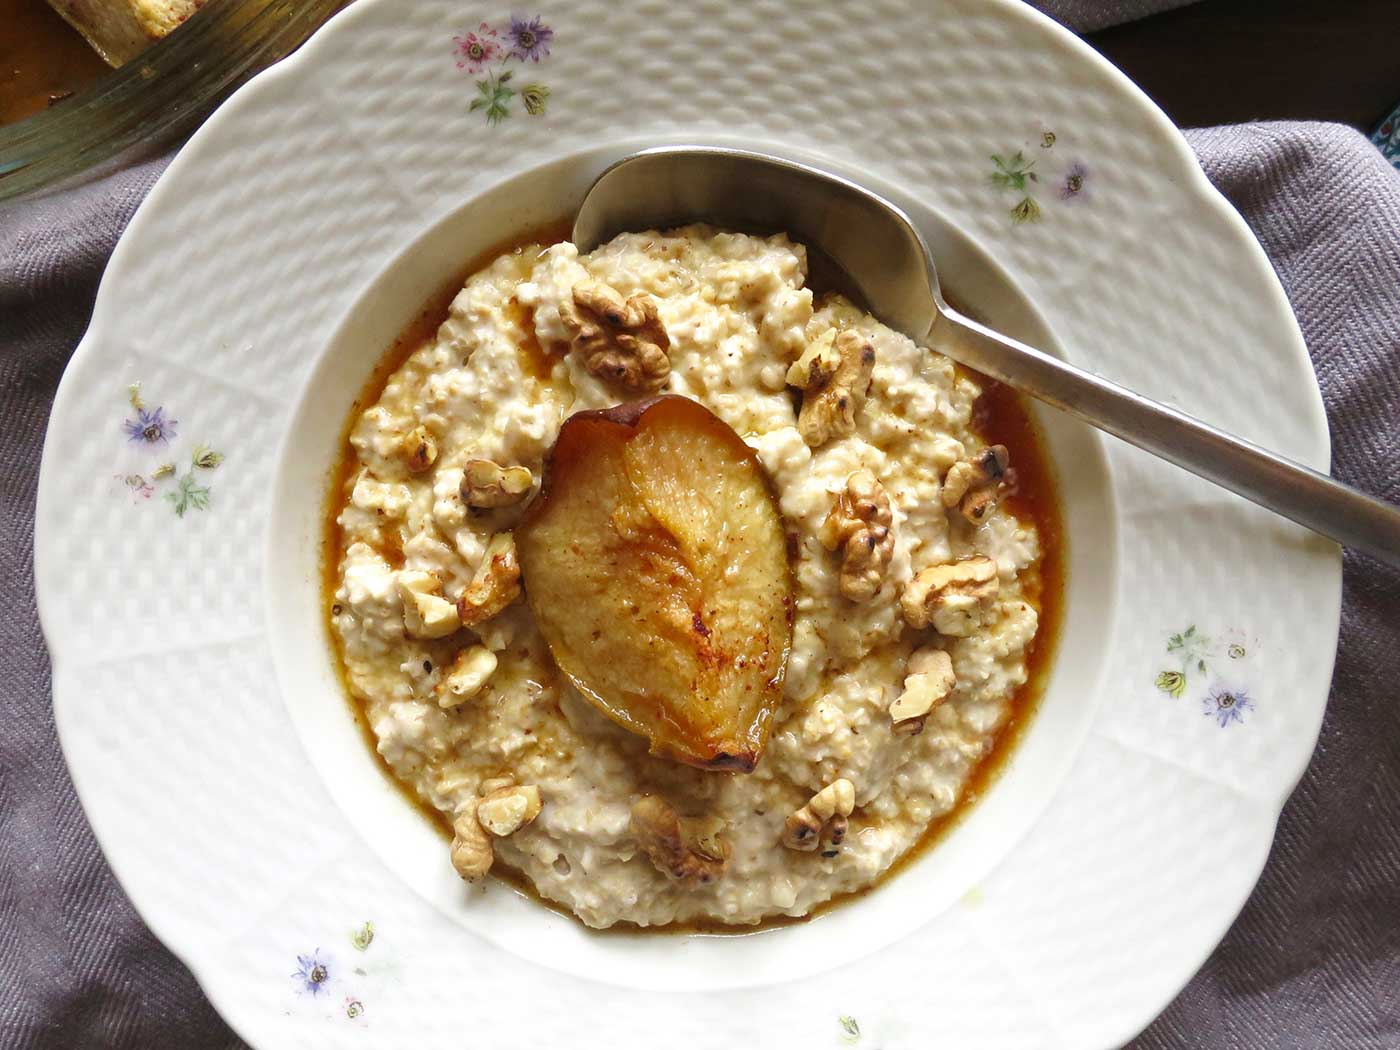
942,445,1010,524
787,329,875,447
630,795,730,887
819,469,895,602
457,532,522,628
559,279,671,393
900,556,999,637
462,459,534,509
435,644,497,709
399,425,438,474
888,646,956,735
450,799,493,881
476,784,542,837
397,569,460,639
782,778,856,857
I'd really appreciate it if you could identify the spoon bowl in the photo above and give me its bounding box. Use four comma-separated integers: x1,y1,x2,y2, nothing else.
573,146,941,341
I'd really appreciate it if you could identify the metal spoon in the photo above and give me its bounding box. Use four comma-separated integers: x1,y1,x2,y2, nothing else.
573,145,1400,569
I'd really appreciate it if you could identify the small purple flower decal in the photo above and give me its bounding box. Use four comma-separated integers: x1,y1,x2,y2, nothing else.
118,385,224,517
123,406,178,445
1203,686,1253,728
453,23,500,72
1060,163,1088,200
1154,625,1260,727
293,950,331,995
506,14,553,62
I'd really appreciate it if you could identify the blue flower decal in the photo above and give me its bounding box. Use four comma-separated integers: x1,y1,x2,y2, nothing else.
506,13,553,62
1203,686,1253,728
293,950,331,995
118,385,223,517
123,406,178,445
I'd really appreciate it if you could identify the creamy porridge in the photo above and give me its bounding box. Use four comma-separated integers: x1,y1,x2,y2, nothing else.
329,226,1058,929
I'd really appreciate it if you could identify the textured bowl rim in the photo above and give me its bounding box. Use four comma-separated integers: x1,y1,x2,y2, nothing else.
34,1,1341,1046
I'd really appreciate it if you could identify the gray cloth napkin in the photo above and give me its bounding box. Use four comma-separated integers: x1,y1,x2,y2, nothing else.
2,21,1397,1050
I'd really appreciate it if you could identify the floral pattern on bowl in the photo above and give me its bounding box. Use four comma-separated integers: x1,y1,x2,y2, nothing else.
1153,625,1259,729
115,383,224,516
989,129,1090,224
454,13,554,124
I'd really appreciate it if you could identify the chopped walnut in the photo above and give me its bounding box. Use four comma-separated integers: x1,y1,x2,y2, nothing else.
630,795,730,886
559,279,671,392
681,815,729,863
457,532,522,628
435,645,497,708
889,646,956,735
476,784,542,837
450,799,493,881
788,329,875,447
782,778,856,854
462,459,534,509
819,470,895,602
397,570,460,639
941,445,1010,524
818,814,848,858
399,426,437,474
900,556,999,637
479,775,515,796
786,328,838,388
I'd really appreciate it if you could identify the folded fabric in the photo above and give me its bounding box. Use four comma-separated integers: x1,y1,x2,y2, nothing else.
1131,122,1400,1050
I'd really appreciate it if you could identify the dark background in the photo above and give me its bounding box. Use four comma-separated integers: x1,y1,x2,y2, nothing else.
1086,0,1400,131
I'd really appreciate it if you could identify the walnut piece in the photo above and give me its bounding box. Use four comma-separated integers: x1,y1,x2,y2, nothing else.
900,556,999,637
476,784,542,837
462,459,534,509
450,800,493,881
788,329,875,447
889,646,956,735
818,814,848,857
782,778,856,855
559,279,671,393
819,470,895,602
397,569,460,639
435,644,497,708
399,425,437,474
630,795,730,886
941,445,1010,524
457,532,522,628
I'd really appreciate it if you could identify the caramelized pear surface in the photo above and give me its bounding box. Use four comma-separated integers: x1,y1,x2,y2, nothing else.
517,396,793,771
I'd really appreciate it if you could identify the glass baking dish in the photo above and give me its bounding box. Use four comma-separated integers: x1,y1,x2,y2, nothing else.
0,0,345,202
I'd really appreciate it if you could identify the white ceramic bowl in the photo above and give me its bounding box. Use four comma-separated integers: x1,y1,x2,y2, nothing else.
36,2,1341,1046
266,145,1117,990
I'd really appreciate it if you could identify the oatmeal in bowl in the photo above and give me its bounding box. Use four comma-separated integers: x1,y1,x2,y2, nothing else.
328,225,1060,930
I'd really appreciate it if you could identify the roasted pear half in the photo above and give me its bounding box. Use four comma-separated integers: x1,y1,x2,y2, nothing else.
517,396,793,772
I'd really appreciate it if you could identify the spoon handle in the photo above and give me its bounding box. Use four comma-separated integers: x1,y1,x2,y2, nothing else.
933,307,1400,569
